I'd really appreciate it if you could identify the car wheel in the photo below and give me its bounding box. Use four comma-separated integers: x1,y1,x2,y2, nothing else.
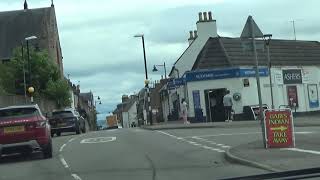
76,125,81,134
42,140,53,159
82,127,86,133
56,132,61,136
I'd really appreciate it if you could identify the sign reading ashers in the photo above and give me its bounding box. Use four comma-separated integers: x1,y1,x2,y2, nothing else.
264,109,295,148
282,69,302,84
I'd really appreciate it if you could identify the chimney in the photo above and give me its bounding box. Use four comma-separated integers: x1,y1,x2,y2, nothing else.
122,95,129,103
188,30,194,45
24,0,28,10
198,12,203,22
208,11,213,21
203,12,208,21
194,30,198,38
196,11,218,38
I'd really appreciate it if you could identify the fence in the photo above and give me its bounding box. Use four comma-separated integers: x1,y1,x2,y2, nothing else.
0,95,56,113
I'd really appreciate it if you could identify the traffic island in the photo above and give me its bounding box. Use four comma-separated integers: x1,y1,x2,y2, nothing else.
225,136,320,172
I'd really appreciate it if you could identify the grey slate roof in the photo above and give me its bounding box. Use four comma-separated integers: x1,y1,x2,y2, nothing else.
0,7,52,60
192,37,320,70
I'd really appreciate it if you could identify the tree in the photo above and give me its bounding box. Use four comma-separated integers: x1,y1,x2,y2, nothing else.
0,47,60,95
45,79,71,108
0,47,71,108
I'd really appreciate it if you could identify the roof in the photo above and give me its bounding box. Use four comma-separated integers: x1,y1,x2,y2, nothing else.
0,104,39,110
79,92,93,102
122,99,136,112
0,7,53,60
192,37,320,70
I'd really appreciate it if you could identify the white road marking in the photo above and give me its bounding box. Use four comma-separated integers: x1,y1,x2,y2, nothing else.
192,136,230,149
68,138,75,143
80,137,116,144
157,131,225,152
185,131,314,138
59,155,69,168
71,174,82,180
283,148,320,155
295,131,314,134
157,130,181,139
59,144,66,152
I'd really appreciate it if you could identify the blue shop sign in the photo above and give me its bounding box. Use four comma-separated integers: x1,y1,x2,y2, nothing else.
167,77,185,90
186,68,268,82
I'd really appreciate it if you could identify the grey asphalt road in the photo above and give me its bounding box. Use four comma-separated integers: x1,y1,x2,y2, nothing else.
0,126,272,180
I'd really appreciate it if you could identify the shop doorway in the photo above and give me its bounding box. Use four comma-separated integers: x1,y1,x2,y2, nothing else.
204,88,227,122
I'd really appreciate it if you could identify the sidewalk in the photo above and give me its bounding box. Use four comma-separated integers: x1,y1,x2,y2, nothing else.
225,134,320,172
141,115,320,130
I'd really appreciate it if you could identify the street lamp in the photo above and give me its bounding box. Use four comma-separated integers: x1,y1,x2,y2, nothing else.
263,34,274,109
134,34,152,125
94,96,102,107
152,62,167,79
25,36,38,90
28,86,35,103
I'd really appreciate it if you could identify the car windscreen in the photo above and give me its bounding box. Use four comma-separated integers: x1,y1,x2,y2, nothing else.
52,111,74,118
0,108,39,120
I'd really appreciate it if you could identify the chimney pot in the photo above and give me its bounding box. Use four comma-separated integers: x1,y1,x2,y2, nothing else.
189,30,194,39
203,12,208,21
208,11,213,21
194,30,198,38
198,12,203,22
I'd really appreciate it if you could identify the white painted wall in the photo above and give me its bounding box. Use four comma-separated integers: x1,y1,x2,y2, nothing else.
122,101,137,128
185,66,320,118
173,18,218,79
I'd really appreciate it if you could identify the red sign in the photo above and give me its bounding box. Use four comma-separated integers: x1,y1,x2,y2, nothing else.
287,86,298,107
264,109,295,148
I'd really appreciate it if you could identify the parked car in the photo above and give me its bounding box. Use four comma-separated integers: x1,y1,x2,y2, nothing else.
49,108,86,137
0,104,52,158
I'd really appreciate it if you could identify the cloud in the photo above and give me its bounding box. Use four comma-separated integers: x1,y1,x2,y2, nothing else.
1,0,319,115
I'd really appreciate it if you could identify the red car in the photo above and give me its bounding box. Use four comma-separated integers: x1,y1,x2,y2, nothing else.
0,104,52,158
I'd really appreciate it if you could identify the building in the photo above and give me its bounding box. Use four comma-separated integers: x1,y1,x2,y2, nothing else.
165,12,320,122
121,97,138,128
0,0,64,75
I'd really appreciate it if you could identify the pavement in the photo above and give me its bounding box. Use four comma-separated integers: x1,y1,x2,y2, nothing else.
142,115,320,130
225,128,320,173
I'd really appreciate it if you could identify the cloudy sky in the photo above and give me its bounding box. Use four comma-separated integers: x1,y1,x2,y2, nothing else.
1,0,319,119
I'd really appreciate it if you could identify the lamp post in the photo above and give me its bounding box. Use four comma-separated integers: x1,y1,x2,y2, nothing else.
28,86,35,103
21,43,27,104
25,36,37,89
152,62,167,79
263,34,274,109
134,34,152,125
94,96,102,107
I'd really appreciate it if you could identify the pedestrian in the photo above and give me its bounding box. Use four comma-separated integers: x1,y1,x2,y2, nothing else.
181,98,190,124
223,90,233,122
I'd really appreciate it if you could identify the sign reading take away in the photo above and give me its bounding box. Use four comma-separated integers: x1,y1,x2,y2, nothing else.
264,109,295,148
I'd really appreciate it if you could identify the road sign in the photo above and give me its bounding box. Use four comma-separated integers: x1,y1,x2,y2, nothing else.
264,109,295,148
241,16,264,38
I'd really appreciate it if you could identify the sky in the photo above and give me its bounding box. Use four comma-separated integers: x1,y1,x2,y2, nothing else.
1,0,319,120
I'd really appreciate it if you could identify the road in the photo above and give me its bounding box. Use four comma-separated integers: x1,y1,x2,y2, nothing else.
3,125,318,180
